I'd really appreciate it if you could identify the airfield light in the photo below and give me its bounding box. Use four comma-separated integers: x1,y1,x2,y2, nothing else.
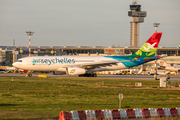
26,31,34,57
154,23,160,33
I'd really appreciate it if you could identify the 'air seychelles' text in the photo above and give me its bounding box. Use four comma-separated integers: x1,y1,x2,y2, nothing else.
32,58,75,65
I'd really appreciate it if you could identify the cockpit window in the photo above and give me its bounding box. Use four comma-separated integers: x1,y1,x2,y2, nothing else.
17,60,22,62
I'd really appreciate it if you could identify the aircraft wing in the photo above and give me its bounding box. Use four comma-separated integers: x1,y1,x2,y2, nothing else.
61,60,130,69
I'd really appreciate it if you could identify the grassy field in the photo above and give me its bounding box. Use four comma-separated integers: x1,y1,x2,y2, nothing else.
0,76,180,119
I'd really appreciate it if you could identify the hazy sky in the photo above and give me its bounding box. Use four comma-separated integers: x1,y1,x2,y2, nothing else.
0,0,180,47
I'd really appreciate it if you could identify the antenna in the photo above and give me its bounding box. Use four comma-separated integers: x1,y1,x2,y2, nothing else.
13,39,15,47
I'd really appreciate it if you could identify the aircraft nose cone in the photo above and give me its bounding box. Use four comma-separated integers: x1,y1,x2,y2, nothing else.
12,62,17,67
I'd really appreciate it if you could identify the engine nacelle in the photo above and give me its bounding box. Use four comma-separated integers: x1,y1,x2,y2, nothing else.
53,71,66,75
67,67,86,75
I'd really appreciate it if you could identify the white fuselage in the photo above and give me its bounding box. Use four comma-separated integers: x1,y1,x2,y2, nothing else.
13,56,127,72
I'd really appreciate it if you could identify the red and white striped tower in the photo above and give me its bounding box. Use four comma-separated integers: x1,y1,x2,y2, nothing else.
154,22,160,33
26,31,34,57
153,23,160,80
154,60,157,77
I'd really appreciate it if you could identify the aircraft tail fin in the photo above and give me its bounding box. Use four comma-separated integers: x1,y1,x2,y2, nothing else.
130,32,162,58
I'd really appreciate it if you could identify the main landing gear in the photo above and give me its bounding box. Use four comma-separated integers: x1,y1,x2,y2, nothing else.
78,73,97,77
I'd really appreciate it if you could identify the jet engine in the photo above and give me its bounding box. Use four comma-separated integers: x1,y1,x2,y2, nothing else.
67,67,86,75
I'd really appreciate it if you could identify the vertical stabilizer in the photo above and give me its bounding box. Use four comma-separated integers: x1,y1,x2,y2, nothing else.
130,32,162,58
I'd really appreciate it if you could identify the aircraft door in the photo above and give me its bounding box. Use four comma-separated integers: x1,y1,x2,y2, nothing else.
27,59,31,65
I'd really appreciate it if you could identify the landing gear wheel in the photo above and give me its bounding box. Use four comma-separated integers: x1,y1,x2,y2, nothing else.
78,74,97,77
28,73,32,77
88,74,91,77
92,74,97,77
83,74,91,77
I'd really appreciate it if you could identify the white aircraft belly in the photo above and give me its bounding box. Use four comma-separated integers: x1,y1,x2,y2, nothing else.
94,63,126,71
26,64,60,71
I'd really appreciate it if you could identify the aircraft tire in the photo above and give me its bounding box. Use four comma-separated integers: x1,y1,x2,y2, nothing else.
87,74,91,77
92,74,97,77
28,73,32,77
79,74,97,77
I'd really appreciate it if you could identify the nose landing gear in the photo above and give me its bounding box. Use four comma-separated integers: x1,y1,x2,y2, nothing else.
27,71,32,77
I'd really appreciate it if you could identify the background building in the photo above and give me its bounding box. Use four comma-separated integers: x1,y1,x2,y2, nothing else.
0,45,180,67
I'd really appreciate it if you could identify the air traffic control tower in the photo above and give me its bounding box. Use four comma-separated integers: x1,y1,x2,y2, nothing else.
128,1,147,48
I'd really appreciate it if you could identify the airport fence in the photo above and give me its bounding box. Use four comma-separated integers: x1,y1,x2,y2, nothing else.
59,108,180,120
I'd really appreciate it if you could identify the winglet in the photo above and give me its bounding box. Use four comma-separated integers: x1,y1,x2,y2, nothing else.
132,56,140,61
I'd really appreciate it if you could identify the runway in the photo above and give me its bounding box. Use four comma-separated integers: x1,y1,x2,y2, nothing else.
0,73,180,81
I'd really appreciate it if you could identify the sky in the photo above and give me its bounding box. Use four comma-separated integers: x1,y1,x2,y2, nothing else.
0,0,180,47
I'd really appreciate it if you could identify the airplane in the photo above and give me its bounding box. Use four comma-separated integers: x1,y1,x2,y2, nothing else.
157,59,180,73
12,32,162,77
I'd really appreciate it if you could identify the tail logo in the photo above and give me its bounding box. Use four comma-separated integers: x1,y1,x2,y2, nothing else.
133,33,162,57
160,60,164,66
143,42,157,52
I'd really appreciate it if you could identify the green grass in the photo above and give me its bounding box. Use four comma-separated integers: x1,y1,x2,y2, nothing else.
0,76,180,119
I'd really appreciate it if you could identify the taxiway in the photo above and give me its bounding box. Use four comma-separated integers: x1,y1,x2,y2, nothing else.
0,74,179,81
